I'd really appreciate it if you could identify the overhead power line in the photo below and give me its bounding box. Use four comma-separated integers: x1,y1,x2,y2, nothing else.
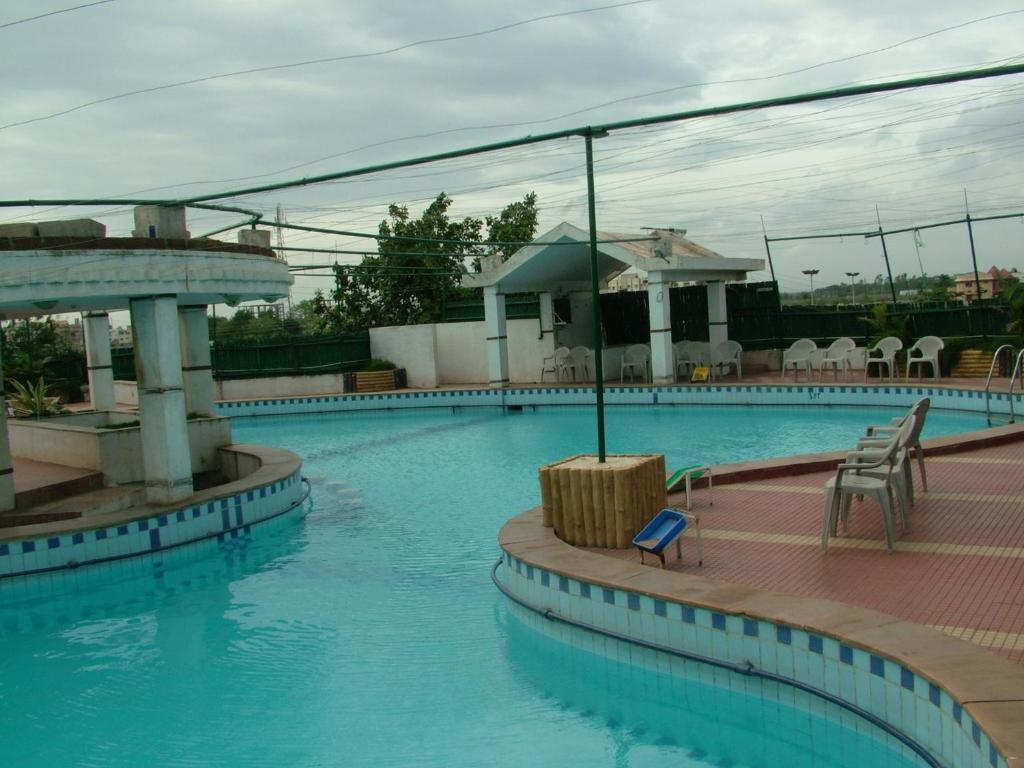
0,0,115,30
0,0,653,132
165,62,1024,206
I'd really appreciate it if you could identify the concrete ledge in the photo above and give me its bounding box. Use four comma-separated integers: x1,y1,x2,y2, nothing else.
0,444,305,580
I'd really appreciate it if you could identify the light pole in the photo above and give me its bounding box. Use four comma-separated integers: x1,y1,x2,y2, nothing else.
845,271,860,303
802,269,820,305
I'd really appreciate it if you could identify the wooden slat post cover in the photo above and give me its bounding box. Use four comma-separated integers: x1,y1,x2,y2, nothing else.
355,370,396,392
537,454,667,548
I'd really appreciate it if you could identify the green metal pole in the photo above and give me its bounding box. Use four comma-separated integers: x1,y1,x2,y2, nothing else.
878,230,898,304
875,208,898,304
584,131,607,463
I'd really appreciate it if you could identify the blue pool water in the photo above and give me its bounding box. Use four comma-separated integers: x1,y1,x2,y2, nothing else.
0,404,985,766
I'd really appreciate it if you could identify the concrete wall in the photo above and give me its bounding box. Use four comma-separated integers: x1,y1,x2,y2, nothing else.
434,319,548,384
114,380,138,406
370,324,439,388
9,415,232,484
216,374,346,400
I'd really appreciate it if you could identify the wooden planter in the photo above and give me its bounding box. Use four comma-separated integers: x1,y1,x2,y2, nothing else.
345,368,407,393
538,454,667,549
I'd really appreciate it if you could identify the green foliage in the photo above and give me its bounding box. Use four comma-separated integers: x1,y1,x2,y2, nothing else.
1004,280,1024,344
1,320,85,402
209,300,332,344
862,303,910,346
7,377,68,418
359,358,397,371
96,419,140,430
316,192,539,331
479,191,539,266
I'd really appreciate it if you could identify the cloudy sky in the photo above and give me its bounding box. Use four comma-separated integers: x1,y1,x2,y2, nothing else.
2,0,1023,305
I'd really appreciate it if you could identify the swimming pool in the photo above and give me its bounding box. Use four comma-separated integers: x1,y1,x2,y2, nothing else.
0,404,987,766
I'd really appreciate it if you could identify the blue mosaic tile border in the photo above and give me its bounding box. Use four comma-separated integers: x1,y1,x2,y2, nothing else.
0,470,305,579
499,550,1008,768
216,383,1018,419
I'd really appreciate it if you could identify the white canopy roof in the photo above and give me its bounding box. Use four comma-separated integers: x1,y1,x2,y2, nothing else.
463,222,764,294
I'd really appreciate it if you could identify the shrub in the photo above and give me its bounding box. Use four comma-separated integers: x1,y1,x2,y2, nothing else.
359,358,397,372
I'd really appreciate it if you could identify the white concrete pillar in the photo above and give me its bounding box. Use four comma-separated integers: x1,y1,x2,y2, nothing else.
178,305,216,417
483,285,509,388
83,311,116,411
538,292,556,359
647,273,674,384
0,344,14,512
131,296,194,503
707,281,729,351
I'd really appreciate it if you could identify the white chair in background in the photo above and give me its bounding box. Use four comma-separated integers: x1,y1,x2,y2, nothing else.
540,346,574,383
864,336,903,382
781,339,816,381
620,344,650,383
710,340,742,380
568,346,591,382
906,336,944,381
672,340,703,380
817,337,857,380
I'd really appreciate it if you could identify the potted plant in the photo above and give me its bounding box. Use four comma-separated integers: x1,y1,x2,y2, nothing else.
349,359,407,392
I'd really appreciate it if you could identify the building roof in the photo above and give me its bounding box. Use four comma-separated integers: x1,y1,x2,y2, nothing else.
462,221,763,294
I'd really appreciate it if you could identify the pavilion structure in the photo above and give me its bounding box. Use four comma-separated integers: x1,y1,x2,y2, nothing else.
463,222,764,387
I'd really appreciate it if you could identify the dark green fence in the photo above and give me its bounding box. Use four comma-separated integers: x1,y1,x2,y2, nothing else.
110,331,371,381
443,294,540,322
599,283,1008,349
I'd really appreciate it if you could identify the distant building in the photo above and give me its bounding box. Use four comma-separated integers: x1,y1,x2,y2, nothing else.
111,326,133,347
950,266,1019,303
604,269,647,292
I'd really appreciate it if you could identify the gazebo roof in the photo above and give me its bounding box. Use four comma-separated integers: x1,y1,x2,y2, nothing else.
462,221,763,294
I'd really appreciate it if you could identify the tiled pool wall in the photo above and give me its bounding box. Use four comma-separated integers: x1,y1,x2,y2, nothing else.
216,383,1020,418
0,468,305,580
497,551,1006,768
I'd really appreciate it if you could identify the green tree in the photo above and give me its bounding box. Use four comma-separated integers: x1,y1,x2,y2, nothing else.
320,192,539,330
482,191,539,264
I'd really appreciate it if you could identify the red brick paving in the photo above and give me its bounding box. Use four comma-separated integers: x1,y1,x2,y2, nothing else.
589,433,1024,664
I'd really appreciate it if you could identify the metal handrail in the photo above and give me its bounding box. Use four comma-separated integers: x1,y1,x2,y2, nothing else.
1009,349,1024,424
985,344,1018,425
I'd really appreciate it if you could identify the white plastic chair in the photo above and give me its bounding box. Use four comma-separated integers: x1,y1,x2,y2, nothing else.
906,336,944,381
672,340,704,380
817,337,857,380
540,346,574,383
822,434,904,553
568,346,591,382
781,339,816,381
858,397,930,493
864,336,903,382
620,344,650,383
710,340,742,381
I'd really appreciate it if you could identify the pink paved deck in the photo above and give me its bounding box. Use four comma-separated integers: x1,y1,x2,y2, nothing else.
589,433,1024,664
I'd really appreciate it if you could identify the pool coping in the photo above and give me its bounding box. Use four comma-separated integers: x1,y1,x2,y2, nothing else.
498,423,1024,765
499,507,1024,764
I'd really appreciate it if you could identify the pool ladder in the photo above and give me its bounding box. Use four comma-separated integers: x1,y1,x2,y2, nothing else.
984,344,1024,425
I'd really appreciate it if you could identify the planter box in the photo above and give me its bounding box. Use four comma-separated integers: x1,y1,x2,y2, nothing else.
345,368,407,393
539,453,667,548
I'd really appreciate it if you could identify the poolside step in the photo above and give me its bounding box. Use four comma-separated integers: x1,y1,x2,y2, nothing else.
13,464,105,510
0,486,145,529
951,349,994,377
